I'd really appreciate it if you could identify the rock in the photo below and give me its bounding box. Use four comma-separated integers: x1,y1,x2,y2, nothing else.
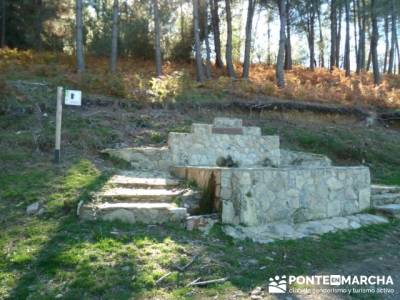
216,155,238,167
122,266,131,272
349,221,361,229
358,214,388,225
374,204,400,218
262,157,275,167
365,115,376,127
265,256,274,261
225,155,238,167
186,214,218,234
216,156,226,167
248,259,258,265
250,286,262,296
26,202,41,215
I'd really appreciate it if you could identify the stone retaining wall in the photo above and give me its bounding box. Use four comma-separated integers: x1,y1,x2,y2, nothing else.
101,147,171,170
221,166,371,226
168,118,280,167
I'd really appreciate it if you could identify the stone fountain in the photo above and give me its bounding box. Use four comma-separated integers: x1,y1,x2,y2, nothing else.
82,118,392,242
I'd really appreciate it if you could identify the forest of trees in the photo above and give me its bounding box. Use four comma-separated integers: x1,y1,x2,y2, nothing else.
0,0,399,87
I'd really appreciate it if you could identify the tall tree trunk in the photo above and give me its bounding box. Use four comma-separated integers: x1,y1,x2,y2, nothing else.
397,37,400,74
352,0,358,62
0,0,5,48
330,0,337,69
267,11,272,66
344,0,351,76
180,0,185,42
284,0,292,70
225,0,236,78
383,16,389,73
193,0,205,82
366,45,371,71
236,3,244,62
204,0,212,79
35,0,43,51
154,0,162,77
317,0,324,68
276,0,286,88
336,4,342,67
110,0,119,73
76,0,85,73
242,0,256,79
308,30,315,70
388,0,397,74
356,0,366,73
370,0,380,85
210,0,223,68
307,7,316,70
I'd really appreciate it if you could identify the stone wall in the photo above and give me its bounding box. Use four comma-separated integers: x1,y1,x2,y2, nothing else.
221,166,371,226
101,147,171,170
168,118,280,167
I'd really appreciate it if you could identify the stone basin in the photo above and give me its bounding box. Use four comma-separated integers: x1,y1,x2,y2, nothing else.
172,165,370,226
102,117,380,241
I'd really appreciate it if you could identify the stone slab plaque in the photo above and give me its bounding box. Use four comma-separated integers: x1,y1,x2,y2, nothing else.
212,127,243,135
213,118,242,128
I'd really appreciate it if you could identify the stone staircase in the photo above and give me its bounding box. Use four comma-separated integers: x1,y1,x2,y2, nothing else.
371,184,400,219
78,170,201,224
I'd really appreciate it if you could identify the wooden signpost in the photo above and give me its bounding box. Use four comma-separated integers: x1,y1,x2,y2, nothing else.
54,87,63,163
54,87,82,163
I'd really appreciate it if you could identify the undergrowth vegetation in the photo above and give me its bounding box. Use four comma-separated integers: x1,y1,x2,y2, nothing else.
2,48,400,108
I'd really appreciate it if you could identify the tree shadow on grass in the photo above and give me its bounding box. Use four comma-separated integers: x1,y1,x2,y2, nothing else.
7,216,400,299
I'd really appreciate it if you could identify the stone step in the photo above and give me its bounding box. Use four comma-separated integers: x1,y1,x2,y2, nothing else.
371,193,400,206
374,204,400,219
108,173,180,189
78,202,187,224
98,188,187,202
371,184,400,195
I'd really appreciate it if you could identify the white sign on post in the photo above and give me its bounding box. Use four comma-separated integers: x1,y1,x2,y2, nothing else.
65,90,82,106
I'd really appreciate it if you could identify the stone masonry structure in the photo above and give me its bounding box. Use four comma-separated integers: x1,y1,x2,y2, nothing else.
169,118,280,167
220,166,370,226
93,118,395,242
